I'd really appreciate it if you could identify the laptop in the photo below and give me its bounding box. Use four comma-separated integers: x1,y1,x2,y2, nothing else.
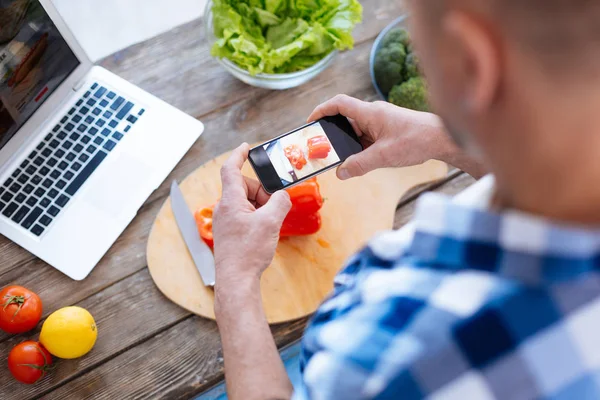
0,0,204,280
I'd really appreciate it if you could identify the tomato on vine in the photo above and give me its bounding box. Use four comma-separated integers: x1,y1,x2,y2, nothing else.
8,341,53,384
0,285,43,334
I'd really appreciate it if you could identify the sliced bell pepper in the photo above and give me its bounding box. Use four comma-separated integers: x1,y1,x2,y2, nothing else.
284,144,307,170
286,177,323,215
194,206,214,250
280,177,323,236
195,178,324,249
307,135,331,159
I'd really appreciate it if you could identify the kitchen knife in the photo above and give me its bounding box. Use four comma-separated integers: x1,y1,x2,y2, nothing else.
170,181,216,286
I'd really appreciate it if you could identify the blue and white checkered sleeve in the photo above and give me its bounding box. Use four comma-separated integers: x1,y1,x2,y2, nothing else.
292,230,434,400
292,290,431,399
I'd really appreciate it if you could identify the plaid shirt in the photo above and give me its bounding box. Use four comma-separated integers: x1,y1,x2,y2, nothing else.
293,181,600,399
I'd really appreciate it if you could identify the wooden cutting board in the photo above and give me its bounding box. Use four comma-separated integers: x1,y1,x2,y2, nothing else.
147,149,447,324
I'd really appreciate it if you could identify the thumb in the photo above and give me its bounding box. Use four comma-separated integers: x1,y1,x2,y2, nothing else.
337,150,381,180
258,190,292,226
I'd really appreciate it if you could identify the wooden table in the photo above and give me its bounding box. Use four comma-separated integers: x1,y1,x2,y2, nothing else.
0,2,476,399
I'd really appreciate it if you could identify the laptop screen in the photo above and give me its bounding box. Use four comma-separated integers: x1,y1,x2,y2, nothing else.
0,0,79,151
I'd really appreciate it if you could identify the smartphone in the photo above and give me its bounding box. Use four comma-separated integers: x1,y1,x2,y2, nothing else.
249,115,363,193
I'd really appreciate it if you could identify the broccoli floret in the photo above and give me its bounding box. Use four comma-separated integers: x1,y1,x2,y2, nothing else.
374,28,414,95
381,28,411,49
404,52,421,79
388,77,429,112
374,44,407,96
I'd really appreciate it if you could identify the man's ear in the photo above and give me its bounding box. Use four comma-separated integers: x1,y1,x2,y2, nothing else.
442,11,501,113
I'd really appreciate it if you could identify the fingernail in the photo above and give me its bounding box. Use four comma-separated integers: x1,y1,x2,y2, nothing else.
338,168,351,180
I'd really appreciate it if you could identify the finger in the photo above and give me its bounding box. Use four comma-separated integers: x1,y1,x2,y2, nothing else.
257,190,291,226
307,94,368,122
347,117,363,138
244,176,271,206
221,143,250,198
336,149,384,180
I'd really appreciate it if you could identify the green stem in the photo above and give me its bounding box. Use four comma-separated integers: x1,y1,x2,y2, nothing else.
16,345,54,381
2,294,28,320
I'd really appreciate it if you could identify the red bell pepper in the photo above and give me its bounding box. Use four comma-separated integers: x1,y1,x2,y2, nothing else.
284,144,307,170
286,177,323,214
307,135,331,159
195,178,324,249
194,206,214,249
280,212,322,237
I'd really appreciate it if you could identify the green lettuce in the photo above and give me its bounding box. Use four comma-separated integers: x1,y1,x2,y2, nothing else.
265,0,286,15
266,18,309,49
210,0,363,75
254,8,281,27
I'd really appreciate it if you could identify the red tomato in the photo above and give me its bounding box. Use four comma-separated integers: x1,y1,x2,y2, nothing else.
0,286,43,334
8,341,53,384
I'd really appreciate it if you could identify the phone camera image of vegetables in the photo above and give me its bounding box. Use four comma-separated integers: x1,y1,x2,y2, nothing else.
284,144,307,170
307,135,332,160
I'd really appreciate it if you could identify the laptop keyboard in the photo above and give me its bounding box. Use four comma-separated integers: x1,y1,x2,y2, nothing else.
0,82,145,237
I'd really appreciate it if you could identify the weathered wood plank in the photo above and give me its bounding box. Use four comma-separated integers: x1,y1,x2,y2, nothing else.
38,318,219,400
0,271,307,400
38,315,309,400
0,269,189,399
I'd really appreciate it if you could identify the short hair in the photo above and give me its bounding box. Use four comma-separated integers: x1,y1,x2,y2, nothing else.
420,0,600,74
493,1,600,52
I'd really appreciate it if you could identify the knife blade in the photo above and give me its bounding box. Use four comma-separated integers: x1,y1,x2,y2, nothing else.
170,181,216,286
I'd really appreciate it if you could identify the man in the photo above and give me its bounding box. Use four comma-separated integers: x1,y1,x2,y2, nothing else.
213,0,600,398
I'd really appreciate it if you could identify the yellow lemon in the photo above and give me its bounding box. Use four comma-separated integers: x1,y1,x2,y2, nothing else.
39,306,97,359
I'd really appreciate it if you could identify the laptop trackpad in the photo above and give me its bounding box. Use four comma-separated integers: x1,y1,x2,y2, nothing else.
83,153,154,219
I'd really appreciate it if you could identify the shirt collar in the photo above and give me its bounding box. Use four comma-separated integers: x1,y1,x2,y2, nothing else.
406,191,600,285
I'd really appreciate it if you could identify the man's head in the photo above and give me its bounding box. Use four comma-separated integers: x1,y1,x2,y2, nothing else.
406,0,600,220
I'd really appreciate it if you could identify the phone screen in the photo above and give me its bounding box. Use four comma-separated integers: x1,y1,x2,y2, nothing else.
249,115,362,193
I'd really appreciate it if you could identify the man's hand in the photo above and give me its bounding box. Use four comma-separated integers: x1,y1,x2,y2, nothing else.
213,143,292,288
308,95,487,179
213,144,294,400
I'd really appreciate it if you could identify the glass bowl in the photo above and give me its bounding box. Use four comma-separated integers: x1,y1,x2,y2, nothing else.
204,0,337,90
369,15,409,100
